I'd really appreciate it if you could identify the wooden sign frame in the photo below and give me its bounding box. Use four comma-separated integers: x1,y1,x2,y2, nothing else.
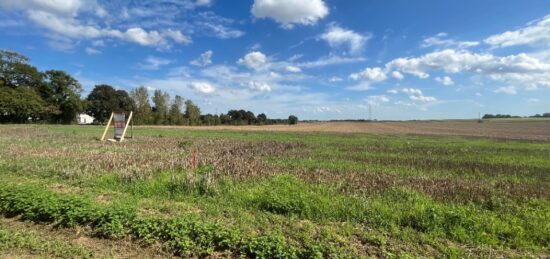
101,111,133,142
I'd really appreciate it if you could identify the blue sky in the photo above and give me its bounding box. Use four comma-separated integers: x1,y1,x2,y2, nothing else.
1,0,549,120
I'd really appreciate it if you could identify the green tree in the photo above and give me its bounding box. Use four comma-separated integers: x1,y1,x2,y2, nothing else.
288,115,298,125
130,86,152,125
152,90,170,125
40,70,84,124
0,50,43,89
86,85,134,123
0,86,49,123
184,100,201,126
257,113,267,125
168,95,184,125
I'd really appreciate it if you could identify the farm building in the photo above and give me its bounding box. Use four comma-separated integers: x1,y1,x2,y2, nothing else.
76,114,94,124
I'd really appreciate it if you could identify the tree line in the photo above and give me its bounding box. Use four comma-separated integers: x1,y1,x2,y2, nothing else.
0,50,298,125
482,113,550,119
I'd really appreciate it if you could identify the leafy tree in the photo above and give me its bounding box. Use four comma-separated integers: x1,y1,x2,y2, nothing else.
0,50,43,89
257,113,267,125
40,70,84,124
130,86,152,125
200,114,220,125
184,100,201,126
168,95,184,125
152,89,170,125
288,115,298,125
0,86,49,123
86,84,134,123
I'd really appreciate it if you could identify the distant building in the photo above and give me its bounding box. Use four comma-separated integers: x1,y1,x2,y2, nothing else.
77,114,94,124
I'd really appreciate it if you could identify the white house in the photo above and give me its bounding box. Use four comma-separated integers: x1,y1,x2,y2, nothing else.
76,114,95,124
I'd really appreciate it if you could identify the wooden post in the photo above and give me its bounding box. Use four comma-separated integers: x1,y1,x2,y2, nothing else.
119,111,133,142
100,113,114,141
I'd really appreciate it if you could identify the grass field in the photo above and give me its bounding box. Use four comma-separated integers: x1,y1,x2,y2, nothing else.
1,123,549,258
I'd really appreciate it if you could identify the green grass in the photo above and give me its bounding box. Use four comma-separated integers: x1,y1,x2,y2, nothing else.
0,224,93,258
0,124,549,257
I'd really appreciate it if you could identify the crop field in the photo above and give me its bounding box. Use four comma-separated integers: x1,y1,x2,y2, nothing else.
0,123,549,258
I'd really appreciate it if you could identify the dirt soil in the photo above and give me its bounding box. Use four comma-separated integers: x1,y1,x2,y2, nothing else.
149,119,550,141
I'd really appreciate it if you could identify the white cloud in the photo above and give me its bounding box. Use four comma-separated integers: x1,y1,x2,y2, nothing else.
400,88,437,102
246,81,272,92
189,82,216,94
386,49,550,90
493,86,517,95
298,55,366,68
350,67,388,81
391,71,404,80
25,10,191,47
528,98,540,103
162,29,192,44
0,0,95,17
195,0,212,7
320,24,371,55
85,47,100,55
238,51,268,69
435,76,454,86
485,15,550,48
328,76,343,82
366,95,390,106
251,0,329,29
197,21,245,39
421,32,479,49
285,65,302,73
138,56,172,70
346,81,373,91
387,89,399,94
191,50,213,66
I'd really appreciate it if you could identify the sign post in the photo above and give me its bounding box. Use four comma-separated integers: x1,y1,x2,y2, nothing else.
101,111,133,142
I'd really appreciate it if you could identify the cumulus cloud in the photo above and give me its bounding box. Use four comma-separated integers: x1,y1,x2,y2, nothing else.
246,81,272,92
349,67,387,81
493,86,517,95
386,49,550,89
189,82,216,94
366,95,390,106
25,9,191,47
1,0,194,49
435,76,454,86
391,71,404,80
0,0,98,17
238,51,268,69
485,15,550,47
401,88,437,102
285,65,302,73
320,24,371,55
191,50,213,66
421,32,479,49
251,0,329,29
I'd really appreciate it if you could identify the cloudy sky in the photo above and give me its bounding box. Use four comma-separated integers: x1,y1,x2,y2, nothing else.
1,0,549,120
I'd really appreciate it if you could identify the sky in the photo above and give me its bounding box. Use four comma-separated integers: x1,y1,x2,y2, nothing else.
1,0,550,120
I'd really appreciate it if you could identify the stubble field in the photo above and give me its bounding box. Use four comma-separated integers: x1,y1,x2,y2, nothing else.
0,121,549,258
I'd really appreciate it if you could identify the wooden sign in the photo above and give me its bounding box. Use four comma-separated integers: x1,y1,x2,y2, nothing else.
101,111,133,142
113,113,126,139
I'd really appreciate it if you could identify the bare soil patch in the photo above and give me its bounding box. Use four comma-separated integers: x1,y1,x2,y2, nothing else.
153,120,550,141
